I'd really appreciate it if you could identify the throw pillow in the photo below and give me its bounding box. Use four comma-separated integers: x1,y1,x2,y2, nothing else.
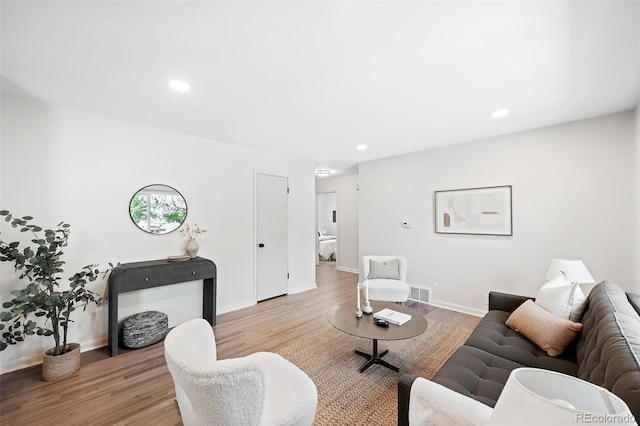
535,275,587,322
506,299,583,357
368,259,401,280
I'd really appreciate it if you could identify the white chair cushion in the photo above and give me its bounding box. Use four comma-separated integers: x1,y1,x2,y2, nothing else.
252,352,318,426
365,279,410,303
409,378,492,426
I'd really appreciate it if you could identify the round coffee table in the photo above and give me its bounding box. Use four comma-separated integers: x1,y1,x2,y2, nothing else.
327,301,428,373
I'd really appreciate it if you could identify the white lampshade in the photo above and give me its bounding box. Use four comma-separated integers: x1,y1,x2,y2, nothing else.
488,368,635,426
546,259,595,283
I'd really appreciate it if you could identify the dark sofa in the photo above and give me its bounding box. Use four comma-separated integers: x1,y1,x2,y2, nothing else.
398,281,640,425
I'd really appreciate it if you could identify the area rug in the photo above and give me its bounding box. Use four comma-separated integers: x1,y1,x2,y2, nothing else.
276,319,472,426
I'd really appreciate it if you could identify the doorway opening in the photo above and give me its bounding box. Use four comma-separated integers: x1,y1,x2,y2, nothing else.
316,192,337,268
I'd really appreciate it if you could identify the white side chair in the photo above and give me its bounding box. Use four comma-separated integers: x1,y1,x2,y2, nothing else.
362,255,411,303
164,318,317,426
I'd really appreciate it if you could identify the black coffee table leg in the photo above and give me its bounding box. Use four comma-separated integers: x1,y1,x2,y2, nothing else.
355,339,399,373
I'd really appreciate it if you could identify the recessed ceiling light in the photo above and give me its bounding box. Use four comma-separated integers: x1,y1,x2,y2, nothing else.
168,80,191,92
491,109,510,118
357,144,368,151
315,169,331,177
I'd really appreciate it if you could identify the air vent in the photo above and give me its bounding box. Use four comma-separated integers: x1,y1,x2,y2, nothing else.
409,285,432,304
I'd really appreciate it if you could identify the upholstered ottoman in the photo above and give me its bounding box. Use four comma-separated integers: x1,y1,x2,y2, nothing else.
123,311,169,348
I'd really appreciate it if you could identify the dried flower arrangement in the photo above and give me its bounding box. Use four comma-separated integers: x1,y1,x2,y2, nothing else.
179,223,207,240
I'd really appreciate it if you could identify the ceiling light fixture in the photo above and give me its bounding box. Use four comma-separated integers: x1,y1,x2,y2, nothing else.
491,109,510,118
357,144,368,151
168,80,191,92
315,169,331,177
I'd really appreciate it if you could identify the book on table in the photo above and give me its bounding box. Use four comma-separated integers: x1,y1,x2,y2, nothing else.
373,308,412,326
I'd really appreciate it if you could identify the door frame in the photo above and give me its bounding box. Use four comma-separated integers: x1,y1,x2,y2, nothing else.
253,169,289,303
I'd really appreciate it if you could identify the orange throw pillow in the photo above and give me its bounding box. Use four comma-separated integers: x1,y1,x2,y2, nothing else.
506,300,583,357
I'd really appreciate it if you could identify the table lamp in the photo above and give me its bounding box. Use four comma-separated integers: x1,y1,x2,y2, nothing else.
546,259,595,283
488,368,635,426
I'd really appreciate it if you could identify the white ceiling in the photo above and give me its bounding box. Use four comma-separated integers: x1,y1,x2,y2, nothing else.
2,1,639,176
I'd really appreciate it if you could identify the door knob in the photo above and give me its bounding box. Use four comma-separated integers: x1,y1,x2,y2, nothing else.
258,243,265,248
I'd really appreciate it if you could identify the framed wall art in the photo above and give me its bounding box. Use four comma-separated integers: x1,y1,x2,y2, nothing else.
434,185,512,236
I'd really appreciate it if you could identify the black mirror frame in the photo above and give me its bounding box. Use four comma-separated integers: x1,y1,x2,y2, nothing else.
129,184,188,235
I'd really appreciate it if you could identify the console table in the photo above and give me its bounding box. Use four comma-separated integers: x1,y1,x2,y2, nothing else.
108,256,216,356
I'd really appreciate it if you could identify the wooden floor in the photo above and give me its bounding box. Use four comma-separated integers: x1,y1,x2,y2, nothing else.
0,263,480,425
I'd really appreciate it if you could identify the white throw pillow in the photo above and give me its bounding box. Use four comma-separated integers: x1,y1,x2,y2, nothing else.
535,275,587,322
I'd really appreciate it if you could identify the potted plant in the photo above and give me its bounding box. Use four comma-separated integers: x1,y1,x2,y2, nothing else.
0,210,115,381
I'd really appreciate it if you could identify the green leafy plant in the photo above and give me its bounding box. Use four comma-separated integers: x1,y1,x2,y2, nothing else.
0,210,115,354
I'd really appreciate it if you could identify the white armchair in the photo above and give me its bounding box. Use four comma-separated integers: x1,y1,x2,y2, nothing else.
164,318,317,426
362,255,411,303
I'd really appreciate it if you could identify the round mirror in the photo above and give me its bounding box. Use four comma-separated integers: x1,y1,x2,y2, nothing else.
129,184,187,234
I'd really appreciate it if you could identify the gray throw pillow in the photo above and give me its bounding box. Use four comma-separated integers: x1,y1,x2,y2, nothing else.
368,259,401,280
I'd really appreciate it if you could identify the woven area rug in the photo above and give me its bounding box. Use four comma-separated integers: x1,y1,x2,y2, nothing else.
276,319,472,426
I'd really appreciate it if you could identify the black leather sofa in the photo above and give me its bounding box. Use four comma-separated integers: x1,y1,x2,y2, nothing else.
398,281,640,425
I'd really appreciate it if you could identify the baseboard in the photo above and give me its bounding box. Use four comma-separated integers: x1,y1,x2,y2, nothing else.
336,266,358,274
289,282,317,294
0,336,110,375
83,336,108,351
217,299,256,315
430,299,487,317
1,352,43,374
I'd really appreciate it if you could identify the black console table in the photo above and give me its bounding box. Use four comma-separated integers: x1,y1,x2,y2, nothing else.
108,256,216,356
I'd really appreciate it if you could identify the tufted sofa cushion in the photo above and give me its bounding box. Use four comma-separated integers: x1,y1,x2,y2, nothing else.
575,281,640,420
431,345,520,408
431,309,578,408
464,311,578,375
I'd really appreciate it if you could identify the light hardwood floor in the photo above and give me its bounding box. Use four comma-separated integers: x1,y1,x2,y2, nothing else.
0,263,480,425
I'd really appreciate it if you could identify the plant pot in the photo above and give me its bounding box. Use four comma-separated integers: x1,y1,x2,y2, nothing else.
42,343,81,382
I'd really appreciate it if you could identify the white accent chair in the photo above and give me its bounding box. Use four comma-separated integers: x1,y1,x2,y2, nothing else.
164,318,318,426
362,255,411,303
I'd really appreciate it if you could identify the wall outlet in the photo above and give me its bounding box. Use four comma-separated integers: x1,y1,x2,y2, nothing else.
433,283,439,291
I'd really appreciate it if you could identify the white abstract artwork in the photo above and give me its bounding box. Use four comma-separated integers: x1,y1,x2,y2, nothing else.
435,186,512,236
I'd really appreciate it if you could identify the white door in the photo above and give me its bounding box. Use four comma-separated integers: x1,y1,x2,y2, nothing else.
256,173,288,301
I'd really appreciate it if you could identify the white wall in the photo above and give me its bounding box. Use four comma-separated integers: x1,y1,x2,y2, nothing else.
0,95,317,373
360,111,638,315
316,174,359,273
317,192,337,236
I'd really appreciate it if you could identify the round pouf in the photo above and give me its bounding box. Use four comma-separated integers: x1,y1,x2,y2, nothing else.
122,311,169,349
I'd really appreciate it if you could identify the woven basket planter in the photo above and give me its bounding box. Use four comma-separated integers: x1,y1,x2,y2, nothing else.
42,343,81,382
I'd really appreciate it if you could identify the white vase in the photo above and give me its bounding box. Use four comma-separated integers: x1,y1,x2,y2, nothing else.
185,239,199,257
